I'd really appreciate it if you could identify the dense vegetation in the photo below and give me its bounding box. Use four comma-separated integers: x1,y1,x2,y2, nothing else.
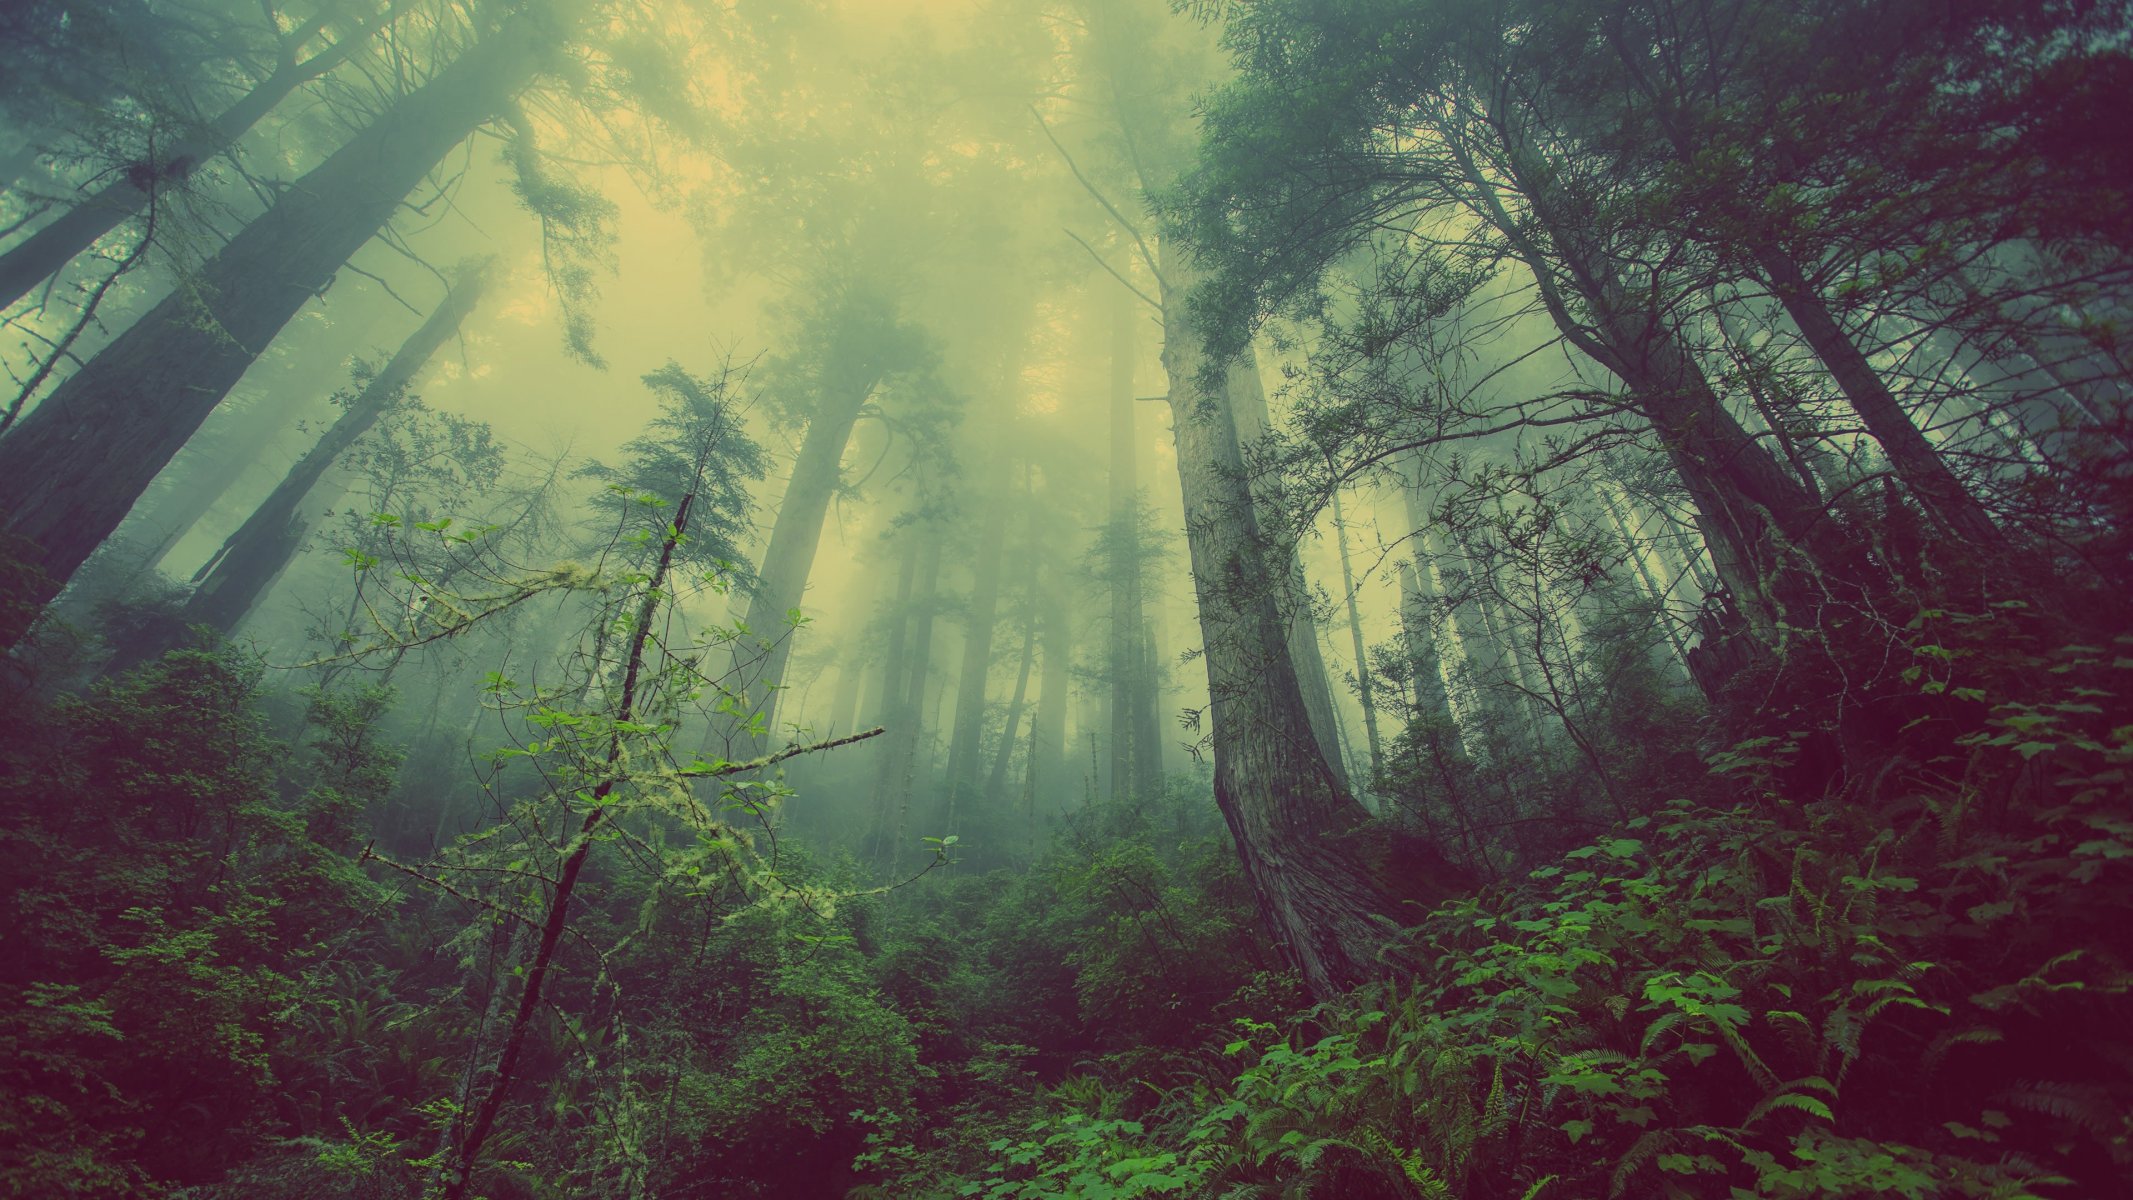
1,0,2128,1197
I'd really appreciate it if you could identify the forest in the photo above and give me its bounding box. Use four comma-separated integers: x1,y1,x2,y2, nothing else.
0,0,2129,1195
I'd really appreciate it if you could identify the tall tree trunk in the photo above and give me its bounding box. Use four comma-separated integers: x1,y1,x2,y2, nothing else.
0,3,394,312
1106,288,1145,802
1330,487,1384,783
1224,354,1351,788
986,614,1038,806
828,658,865,736
1755,249,2007,550
1396,468,1466,758
943,486,1008,827
108,258,494,676
1025,553,1071,819
881,534,941,872
0,21,540,642
1594,484,1695,679
863,535,920,860
1425,526,1512,717
1161,253,1467,999
728,368,881,748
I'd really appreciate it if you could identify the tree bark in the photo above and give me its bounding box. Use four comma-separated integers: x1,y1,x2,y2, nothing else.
1161,253,1468,999
1224,354,1351,788
728,368,880,748
0,21,540,640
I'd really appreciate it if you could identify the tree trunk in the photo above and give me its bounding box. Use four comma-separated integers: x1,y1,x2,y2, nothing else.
1224,354,1351,789
1756,249,2007,550
115,259,494,676
1395,468,1467,758
863,535,920,860
1025,553,1071,819
103,262,490,675
1594,484,1695,679
986,613,1038,805
0,6,386,313
0,22,539,640
1106,288,1146,802
728,368,880,749
1161,253,1467,999
881,534,941,872
1331,488,1383,782
943,486,1008,827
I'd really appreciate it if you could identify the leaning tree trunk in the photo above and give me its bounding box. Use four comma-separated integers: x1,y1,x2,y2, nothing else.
1161,253,1469,999
726,368,880,751
0,3,393,312
1755,248,2007,550
106,258,495,676
0,22,540,642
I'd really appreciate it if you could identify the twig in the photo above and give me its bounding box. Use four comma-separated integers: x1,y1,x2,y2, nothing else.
677,726,887,778
1028,104,1165,289
1064,226,1161,313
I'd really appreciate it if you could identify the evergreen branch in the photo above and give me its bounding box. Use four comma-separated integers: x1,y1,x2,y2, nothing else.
677,726,887,778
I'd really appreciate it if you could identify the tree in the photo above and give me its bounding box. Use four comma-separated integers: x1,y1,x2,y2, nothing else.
723,284,936,752
104,257,496,676
0,10,550,641
0,0,407,313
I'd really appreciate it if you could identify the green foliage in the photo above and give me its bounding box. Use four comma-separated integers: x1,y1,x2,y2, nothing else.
0,643,379,1194
939,607,2133,1199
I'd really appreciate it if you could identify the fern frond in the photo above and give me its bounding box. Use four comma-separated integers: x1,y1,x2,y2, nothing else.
1609,1128,1677,1197
1743,1088,1836,1128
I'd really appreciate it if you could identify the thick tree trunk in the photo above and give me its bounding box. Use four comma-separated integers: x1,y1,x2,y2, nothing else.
943,488,1007,824
0,23,539,640
1756,250,2007,550
1161,255,1468,999
1224,355,1351,788
729,370,880,748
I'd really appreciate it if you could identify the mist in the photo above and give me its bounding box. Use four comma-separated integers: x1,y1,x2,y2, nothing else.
2,0,2129,1196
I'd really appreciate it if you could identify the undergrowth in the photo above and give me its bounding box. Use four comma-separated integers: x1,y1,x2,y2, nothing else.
881,609,2133,1199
